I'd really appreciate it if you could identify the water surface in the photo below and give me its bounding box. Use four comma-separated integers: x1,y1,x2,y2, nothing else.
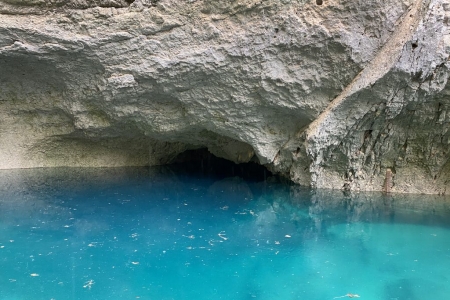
0,167,449,300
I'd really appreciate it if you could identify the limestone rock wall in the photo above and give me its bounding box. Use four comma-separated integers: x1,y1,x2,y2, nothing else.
0,0,449,194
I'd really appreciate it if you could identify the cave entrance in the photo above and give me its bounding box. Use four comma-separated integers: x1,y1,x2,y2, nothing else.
168,148,274,182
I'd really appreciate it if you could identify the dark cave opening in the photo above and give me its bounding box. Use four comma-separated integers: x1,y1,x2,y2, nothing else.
168,148,277,182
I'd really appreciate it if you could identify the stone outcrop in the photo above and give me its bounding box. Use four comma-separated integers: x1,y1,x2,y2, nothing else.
0,0,449,194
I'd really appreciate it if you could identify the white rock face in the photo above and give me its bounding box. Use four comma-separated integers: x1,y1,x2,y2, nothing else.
0,0,449,194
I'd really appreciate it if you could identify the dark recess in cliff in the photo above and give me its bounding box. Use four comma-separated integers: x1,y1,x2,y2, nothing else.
169,148,275,182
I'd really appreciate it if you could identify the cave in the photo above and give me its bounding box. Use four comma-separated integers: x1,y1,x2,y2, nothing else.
167,148,275,182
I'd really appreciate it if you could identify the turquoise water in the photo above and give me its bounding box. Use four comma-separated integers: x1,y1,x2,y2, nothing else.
0,167,450,300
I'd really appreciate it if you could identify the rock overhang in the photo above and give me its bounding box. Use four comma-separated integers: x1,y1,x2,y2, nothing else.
0,0,448,194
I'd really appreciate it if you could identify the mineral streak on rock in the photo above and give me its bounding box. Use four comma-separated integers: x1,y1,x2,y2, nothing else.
384,168,393,194
0,0,449,194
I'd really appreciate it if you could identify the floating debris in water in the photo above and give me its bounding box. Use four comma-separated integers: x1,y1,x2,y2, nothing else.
83,279,95,290
333,293,360,298
218,231,228,240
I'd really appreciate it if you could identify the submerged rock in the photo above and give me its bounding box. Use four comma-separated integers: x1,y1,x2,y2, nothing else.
0,0,449,194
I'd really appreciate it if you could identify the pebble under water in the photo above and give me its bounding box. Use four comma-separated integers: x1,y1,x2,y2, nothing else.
0,166,450,300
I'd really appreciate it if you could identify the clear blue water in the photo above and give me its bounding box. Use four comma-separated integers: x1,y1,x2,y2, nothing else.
0,167,450,300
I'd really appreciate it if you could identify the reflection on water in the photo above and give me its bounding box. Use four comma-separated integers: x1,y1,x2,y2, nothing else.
0,167,449,300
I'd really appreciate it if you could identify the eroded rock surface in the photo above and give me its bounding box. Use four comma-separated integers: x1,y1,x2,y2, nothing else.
0,0,449,194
